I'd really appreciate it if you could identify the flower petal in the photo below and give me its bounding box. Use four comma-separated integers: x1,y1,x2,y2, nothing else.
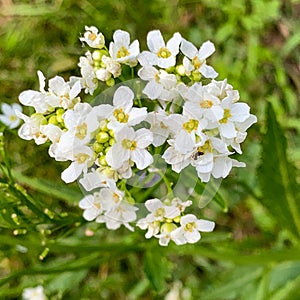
113,86,134,109
147,30,165,53
131,149,153,169
198,40,215,61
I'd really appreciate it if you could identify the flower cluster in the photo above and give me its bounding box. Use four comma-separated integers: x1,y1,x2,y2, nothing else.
16,26,256,246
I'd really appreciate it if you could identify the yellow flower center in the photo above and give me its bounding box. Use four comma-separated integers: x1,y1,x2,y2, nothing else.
9,115,17,122
200,100,213,109
192,56,202,69
94,202,101,209
113,192,120,203
122,139,137,151
219,108,232,124
88,32,97,41
154,207,166,218
75,122,87,140
157,47,171,58
117,46,130,58
183,119,199,133
113,108,129,123
75,153,90,164
184,222,196,232
197,140,212,154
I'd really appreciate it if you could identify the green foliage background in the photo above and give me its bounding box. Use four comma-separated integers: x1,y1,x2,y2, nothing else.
0,0,300,299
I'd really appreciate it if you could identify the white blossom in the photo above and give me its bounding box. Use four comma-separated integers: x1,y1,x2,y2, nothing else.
22,285,47,300
78,51,98,95
171,214,215,245
79,192,103,221
106,126,153,171
0,103,22,129
80,26,105,49
109,29,140,66
95,86,147,132
138,66,178,101
138,30,182,68
181,39,218,78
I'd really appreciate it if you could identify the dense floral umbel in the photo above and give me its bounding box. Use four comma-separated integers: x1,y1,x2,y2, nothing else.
16,26,257,246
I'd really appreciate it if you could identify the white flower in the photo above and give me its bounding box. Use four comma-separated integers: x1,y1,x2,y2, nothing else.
216,95,251,139
47,75,82,109
22,285,47,300
60,145,94,183
138,66,178,101
182,83,224,123
223,114,257,154
19,71,82,112
96,86,147,132
180,39,218,78
146,110,171,146
97,200,138,231
137,198,181,239
144,198,181,221
80,26,105,49
171,214,215,245
137,214,161,238
205,79,239,102
16,111,48,145
138,30,182,68
155,222,178,246
99,55,122,79
0,103,22,129
39,124,63,144
78,51,98,95
79,169,116,192
18,71,52,113
167,109,208,154
170,197,193,213
106,126,153,171
162,139,194,173
95,186,138,231
63,102,99,144
79,192,103,221
191,137,229,182
109,30,140,66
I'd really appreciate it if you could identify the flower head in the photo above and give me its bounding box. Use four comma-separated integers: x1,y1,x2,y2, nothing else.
109,30,140,66
80,26,105,49
138,30,182,68
0,103,22,129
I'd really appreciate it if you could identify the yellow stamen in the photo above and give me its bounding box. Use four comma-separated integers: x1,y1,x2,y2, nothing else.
157,47,171,58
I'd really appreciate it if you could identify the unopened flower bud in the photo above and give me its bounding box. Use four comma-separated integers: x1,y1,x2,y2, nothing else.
97,132,109,143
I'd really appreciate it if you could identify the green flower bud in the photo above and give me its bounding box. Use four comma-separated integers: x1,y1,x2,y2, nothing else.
106,77,115,87
192,71,201,82
109,138,115,146
99,120,108,131
93,142,104,153
173,216,181,223
108,129,114,137
99,155,107,166
97,131,109,143
49,115,59,125
31,113,47,125
176,64,185,76
104,146,111,154
92,50,103,61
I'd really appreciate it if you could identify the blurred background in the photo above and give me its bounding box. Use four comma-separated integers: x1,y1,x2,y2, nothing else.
0,0,300,299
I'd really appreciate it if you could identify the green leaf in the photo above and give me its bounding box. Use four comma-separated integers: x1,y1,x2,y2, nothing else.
12,171,82,204
200,266,264,300
258,102,300,238
47,270,88,295
143,249,169,293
